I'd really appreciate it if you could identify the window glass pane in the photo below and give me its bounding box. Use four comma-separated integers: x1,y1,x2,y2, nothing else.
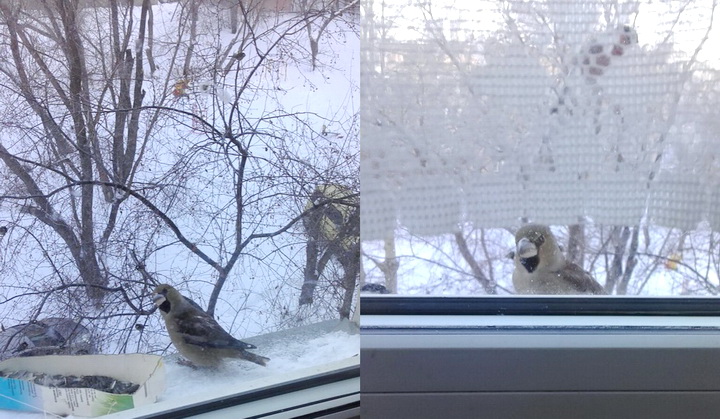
0,0,359,416
361,0,720,296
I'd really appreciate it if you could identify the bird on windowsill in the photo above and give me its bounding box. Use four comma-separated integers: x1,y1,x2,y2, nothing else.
512,224,605,295
153,284,269,368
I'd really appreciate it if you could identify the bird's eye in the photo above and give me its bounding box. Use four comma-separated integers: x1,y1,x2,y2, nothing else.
537,234,545,245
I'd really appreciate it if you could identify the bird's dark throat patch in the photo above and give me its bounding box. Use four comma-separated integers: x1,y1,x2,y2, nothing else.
158,299,171,314
520,255,540,273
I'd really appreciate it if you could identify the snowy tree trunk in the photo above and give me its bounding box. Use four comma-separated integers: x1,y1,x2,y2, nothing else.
59,1,107,304
617,226,640,295
300,237,320,305
338,242,360,319
182,0,199,76
382,234,399,293
454,231,496,294
230,1,239,34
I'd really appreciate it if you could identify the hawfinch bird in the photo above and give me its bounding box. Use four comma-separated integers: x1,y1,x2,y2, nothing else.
153,284,269,367
512,224,605,295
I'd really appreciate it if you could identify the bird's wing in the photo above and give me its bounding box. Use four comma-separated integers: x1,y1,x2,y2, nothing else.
559,262,606,294
183,296,206,312
173,309,257,350
183,335,257,350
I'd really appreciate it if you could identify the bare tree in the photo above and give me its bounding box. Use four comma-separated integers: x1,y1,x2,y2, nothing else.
0,0,159,304
454,231,496,294
297,0,359,69
0,0,358,353
181,0,199,76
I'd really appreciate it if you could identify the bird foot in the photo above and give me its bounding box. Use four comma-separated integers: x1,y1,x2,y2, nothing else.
176,358,200,369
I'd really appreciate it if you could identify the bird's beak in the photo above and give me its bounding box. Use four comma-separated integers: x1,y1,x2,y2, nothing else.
152,293,166,307
516,237,538,258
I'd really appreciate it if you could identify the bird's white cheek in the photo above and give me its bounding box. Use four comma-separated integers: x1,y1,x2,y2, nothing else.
516,238,538,258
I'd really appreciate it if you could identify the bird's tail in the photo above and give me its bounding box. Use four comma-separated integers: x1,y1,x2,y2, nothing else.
239,350,270,366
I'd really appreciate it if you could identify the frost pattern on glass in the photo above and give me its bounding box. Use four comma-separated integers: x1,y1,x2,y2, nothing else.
361,0,720,240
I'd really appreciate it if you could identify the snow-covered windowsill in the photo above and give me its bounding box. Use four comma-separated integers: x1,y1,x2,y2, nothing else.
107,320,359,419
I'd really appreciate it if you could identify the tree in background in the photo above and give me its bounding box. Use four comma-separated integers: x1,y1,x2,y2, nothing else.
0,0,358,355
296,0,359,69
300,184,359,319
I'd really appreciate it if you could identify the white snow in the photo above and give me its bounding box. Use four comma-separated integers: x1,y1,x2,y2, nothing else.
0,321,359,419
162,330,358,401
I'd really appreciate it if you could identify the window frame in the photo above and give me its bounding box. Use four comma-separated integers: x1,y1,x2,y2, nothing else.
360,296,720,419
361,295,720,316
